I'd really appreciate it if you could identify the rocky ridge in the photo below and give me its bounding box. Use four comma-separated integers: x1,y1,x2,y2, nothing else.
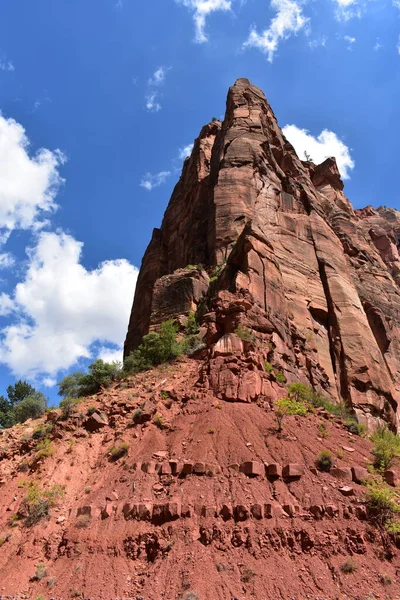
125,78,400,431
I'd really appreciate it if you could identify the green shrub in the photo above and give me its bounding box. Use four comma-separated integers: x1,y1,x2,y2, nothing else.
36,438,54,460
132,408,143,424
344,419,366,436
124,319,183,375
318,422,328,438
274,396,308,431
60,396,81,419
154,414,165,429
22,481,65,527
264,361,273,373
34,562,47,580
32,425,52,440
47,576,56,588
12,393,47,424
109,443,129,461
316,450,333,472
371,426,400,470
340,559,357,574
379,574,392,585
365,477,400,529
275,371,287,384
184,312,199,336
234,324,256,343
77,359,122,395
57,372,85,399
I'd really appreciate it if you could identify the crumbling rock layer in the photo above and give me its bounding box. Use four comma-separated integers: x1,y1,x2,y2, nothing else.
125,78,400,430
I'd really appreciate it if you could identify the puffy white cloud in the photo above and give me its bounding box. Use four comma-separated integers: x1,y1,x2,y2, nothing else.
97,346,123,364
0,114,65,240
140,170,171,190
145,91,161,112
177,0,232,43
0,231,139,380
0,293,14,316
282,124,355,179
0,252,15,269
178,143,194,160
244,0,309,62
148,66,167,86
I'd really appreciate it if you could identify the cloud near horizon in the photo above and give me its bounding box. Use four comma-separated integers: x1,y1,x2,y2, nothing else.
0,231,139,381
283,124,355,179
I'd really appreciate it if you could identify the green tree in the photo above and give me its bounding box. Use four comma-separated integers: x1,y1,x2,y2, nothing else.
57,372,85,399
7,380,36,408
12,392,47,423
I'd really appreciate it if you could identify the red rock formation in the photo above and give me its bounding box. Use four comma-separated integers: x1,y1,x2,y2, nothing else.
125,78,400,430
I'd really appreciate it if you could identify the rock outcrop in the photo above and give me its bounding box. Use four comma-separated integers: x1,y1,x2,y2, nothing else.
125,78,400,430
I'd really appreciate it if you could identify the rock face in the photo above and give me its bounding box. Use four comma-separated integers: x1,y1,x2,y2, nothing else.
125,78,400,430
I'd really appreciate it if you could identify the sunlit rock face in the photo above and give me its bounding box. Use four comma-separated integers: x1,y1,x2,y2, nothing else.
125,78,400,430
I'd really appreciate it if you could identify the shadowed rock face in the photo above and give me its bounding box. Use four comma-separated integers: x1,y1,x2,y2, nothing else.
125,78,400,430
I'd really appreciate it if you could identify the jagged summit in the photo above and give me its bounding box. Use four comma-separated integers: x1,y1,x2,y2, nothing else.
125,78,400,431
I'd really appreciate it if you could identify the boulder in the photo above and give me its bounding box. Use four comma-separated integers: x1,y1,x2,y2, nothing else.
351,466,370,484
239,461,264,477
384,469,397,487
330,467,352,482
267,463,282,478
283,464,304,479
84,411,109,432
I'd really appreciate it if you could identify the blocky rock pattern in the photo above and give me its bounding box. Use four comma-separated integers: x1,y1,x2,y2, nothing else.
125,78,400,429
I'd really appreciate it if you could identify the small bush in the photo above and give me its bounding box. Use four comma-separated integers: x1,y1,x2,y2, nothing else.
371,426,400,471
184,312,199,336
36,438,54,460
109,443,129,461
12,393,47,423
275,371,287,384
316,450,333,472
365,477,400,529
318,422,328,438
22,481,65,527
208,427,215,434
154,414,165,429
241,568,256,583
264,361,273,373
336,448,344,459
234,325,256,343
124,319,183,375
87,406,96,415
132,408,143,424
47,576,56,588
340,559,357,574
34,562,47,580
344,419,366,436
274,396,308,432
60,397,81,420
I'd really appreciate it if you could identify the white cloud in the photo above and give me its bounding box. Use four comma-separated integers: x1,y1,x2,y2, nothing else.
0,293,14,316
0,114,65,240
178,143,194,160
177,0,232,43
0,252,15,269
148,66,167,86
331,0,360,21
42,377,56,388
140,170,171,190
244,0,309,62
0,231,139,380
282,124,355,179
309,36,327,49
0,59,14,72
98,346,122,364
374,39,382,51
394,0,400,8
145,91,162,112
344,35,356,49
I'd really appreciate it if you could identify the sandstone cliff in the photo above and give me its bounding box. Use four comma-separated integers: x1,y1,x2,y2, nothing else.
125,78,400,431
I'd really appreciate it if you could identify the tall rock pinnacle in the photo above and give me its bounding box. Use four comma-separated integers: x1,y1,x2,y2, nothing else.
125,78,400,430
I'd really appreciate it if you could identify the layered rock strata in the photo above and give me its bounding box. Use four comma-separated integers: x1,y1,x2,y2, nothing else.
125,78,400,429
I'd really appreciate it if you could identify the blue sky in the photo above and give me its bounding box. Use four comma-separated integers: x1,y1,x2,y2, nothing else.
0,0,399,404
